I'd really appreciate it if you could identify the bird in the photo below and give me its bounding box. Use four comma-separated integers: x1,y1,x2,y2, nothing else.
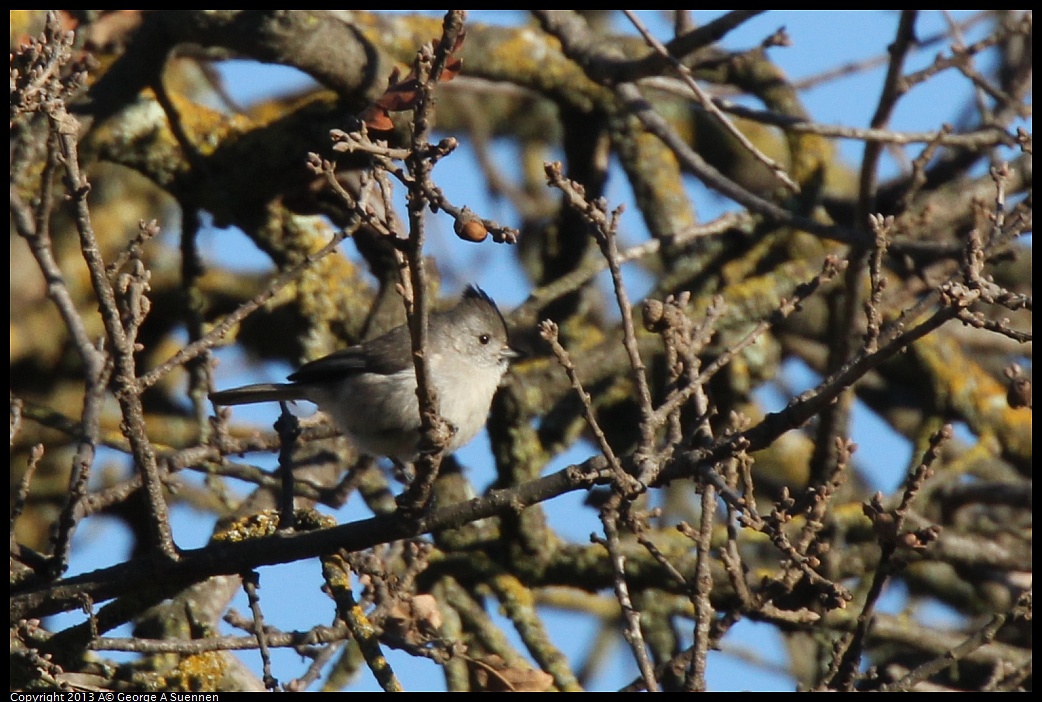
210,286,520,461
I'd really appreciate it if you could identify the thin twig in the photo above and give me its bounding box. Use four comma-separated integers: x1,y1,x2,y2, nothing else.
543,163,657,461
623,10,799,193
686,479,717,691
878,593,1030,692
395,12,470,513
540,320,637,494
139,226,352,391
825,425,950,690
597,509,660,692
242,570,279,690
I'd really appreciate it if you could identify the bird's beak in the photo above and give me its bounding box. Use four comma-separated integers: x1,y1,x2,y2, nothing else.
504,345,526,362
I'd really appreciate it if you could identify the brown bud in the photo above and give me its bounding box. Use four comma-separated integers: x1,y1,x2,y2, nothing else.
642,299,665,331
456,219,488,243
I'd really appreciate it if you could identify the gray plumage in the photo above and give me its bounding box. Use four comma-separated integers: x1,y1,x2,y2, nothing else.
210,286,518,461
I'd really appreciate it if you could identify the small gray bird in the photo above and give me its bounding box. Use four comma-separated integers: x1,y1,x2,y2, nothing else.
210,286,519,461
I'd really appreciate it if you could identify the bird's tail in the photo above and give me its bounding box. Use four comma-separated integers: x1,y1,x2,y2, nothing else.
209,383,302,406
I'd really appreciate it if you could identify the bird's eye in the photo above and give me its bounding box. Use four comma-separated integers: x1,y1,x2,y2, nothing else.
479,334,491,345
